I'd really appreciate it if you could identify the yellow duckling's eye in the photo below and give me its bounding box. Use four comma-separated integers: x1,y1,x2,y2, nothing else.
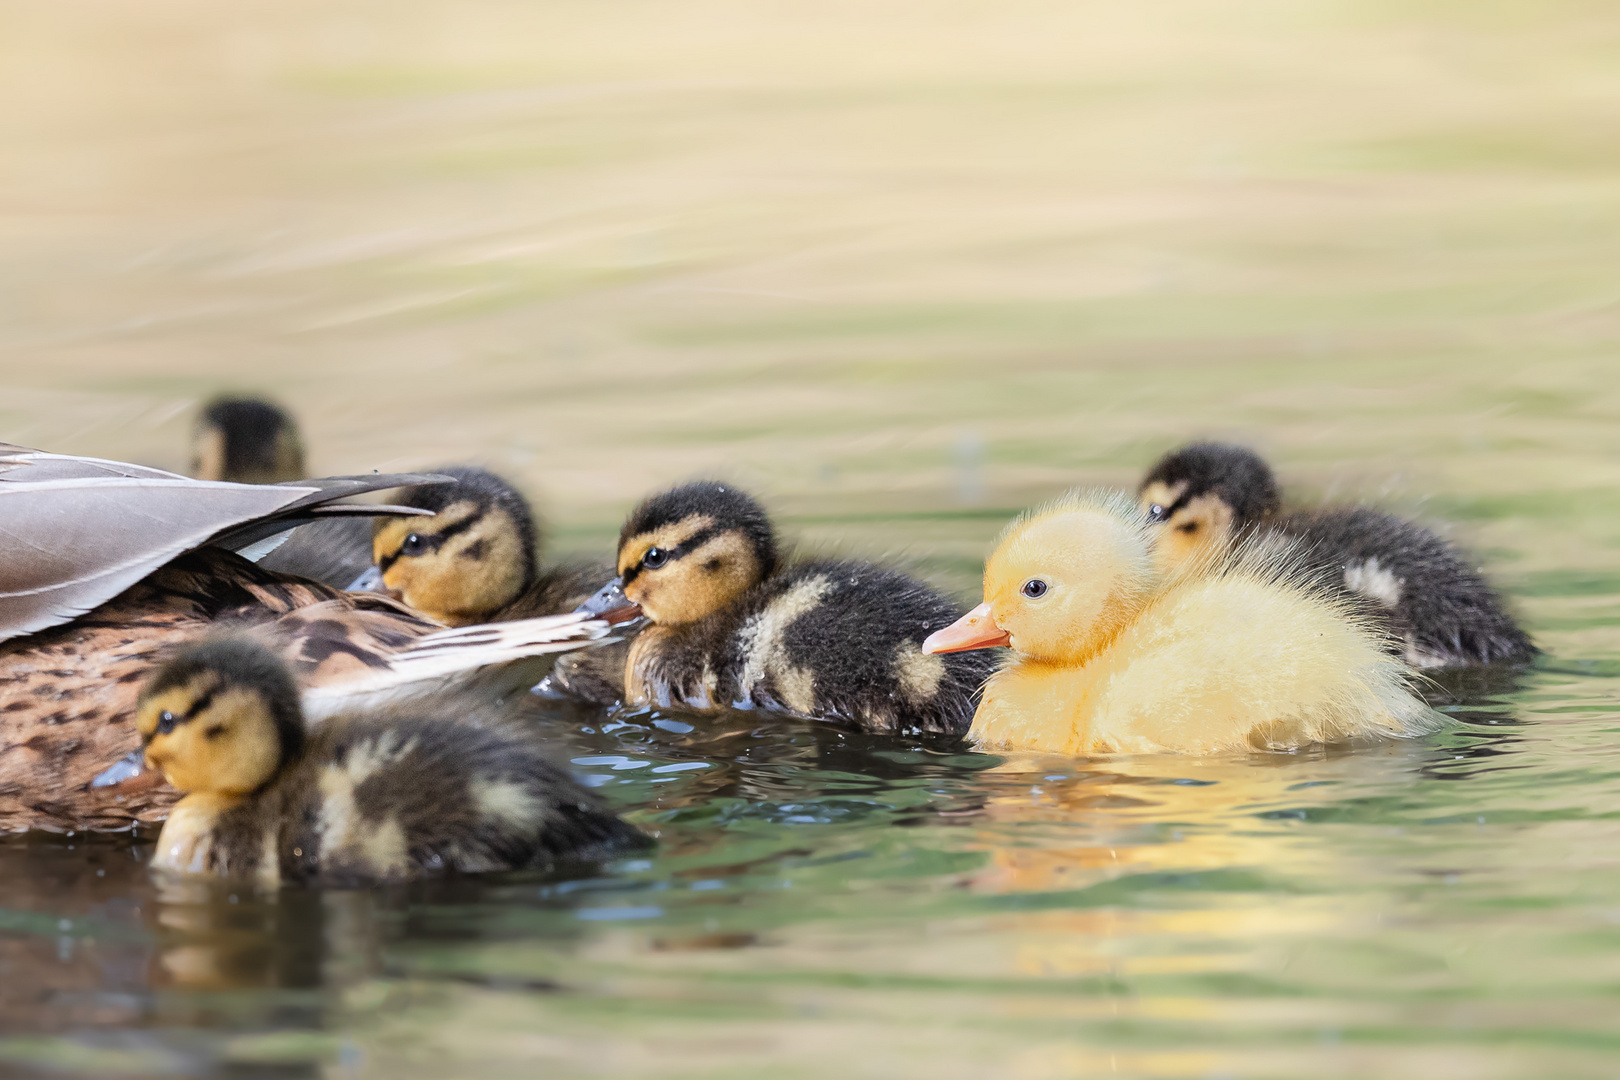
642,547,669,570
400,534,426,556
157,710,179,735
1021,579,1049,599
1147,504,1170,523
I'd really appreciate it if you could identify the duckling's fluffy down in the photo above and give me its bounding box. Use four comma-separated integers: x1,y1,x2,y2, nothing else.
973,493,1442,755
178,695,647,885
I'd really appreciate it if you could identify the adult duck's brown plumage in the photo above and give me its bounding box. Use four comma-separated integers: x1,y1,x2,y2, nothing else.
0,444,615,834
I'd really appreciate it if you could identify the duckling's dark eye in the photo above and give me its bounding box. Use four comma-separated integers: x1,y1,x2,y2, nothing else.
401,534,426,556
156,710,177,735
1148,504,1169,523
642,547,669,570
1021,579,1049,599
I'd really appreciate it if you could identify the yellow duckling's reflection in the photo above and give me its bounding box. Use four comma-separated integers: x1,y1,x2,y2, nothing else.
960,745,1429,980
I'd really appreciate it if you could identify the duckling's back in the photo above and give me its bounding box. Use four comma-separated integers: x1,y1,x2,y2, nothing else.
1276,507,1535,668
637,560,997,734
976,547,1440,755
207,699,646,884
734,561,998,734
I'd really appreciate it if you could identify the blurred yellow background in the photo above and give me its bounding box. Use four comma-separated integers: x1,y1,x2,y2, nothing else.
2,0,1617,589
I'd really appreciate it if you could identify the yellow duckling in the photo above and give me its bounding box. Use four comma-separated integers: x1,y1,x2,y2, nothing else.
138,637,647,884
190,396,306,485
923,490,1440,755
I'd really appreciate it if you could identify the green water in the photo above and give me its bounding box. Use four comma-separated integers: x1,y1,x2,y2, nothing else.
5,0,1620,1074
3,582,1617,1078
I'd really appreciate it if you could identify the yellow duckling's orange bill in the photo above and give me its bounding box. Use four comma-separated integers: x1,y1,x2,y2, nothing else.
922,603,1009,654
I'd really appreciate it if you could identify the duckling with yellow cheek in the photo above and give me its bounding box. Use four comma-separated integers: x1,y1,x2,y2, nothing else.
138,637,647,885
366,467,610,626
1139,442,1536,668
579,481,1000,734
923,491,1441,755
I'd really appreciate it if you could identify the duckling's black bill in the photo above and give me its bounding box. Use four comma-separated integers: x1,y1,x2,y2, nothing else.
89,749,166,793
575,578,643,625
347,566,386,592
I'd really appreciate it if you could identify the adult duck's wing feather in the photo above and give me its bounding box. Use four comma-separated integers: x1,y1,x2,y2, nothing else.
0,478,315,645
0,443,189,482
0,458,449,644
200,474,450,551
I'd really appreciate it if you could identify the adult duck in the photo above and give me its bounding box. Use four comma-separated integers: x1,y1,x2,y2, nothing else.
0,443,613,833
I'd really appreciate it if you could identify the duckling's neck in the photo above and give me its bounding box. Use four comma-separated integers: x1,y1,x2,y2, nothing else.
151,792,245,875
624,620,728,710
1056,586,1150,669
971,658,1104,756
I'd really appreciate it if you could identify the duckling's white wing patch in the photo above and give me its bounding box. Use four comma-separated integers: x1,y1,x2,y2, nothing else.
892,642,946,707
1343,557,1404,608
734,575,832,714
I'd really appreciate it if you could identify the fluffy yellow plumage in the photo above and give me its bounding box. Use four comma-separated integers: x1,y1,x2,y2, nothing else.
925,490,1441,755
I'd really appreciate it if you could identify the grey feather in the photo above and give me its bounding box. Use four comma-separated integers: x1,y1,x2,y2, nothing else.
0,444,452,643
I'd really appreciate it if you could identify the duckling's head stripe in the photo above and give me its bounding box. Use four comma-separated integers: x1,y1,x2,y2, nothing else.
141,636,305,762
620,481,776,579
375,508,485,576
396,465,540,571
621,524,724,585
1138,442,1281,526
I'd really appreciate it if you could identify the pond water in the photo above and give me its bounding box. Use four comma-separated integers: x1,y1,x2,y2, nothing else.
4,0,1620,1076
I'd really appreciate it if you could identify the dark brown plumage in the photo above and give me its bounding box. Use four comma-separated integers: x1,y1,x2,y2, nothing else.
139,638,647,885
0,548,614,834
587,481,999,735
1138,442,1536,668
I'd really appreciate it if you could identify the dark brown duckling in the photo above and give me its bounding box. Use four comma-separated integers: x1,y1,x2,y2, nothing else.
1138,442,1536,668
365,467,610,625
355,467,629,704
138,637,647,885
578,481,1000,735
191,396,306,485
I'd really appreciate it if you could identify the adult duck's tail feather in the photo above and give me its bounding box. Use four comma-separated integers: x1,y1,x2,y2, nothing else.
297,612,616,719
